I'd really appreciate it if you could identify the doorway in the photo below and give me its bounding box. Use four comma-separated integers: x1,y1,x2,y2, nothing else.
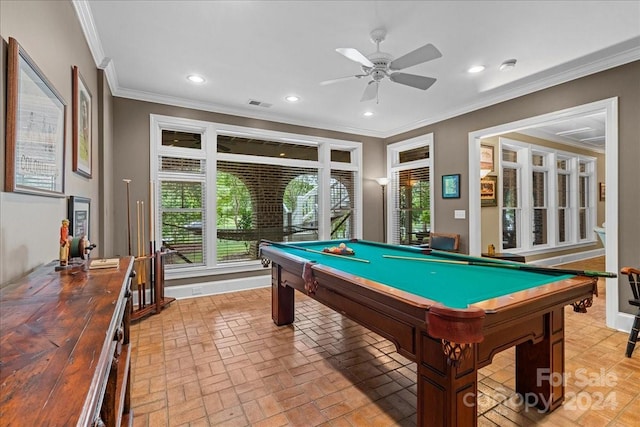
467,98,623,331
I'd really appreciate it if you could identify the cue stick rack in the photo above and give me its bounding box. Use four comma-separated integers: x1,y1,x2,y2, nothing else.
129,187,176,321
131,250,175,321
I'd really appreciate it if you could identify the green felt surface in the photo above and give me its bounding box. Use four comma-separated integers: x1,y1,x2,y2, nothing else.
270,239,573,308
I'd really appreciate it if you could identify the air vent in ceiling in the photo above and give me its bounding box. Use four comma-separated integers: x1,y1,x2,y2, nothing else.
247,99,272,108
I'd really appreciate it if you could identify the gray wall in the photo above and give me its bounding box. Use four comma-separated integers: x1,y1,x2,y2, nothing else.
0,0,112,283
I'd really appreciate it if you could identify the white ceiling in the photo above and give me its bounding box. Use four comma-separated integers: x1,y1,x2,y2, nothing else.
77,0,640,139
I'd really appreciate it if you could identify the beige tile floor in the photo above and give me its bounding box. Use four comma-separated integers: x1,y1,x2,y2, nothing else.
130,258,640,426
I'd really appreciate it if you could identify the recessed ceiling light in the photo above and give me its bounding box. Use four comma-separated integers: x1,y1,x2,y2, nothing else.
363,111,373,117
499,59,517,71
467,65,485,74
187,74,205,84
285,95,300,102
279,152,286,157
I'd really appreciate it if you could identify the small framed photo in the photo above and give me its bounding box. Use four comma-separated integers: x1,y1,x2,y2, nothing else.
68,196,91,240
442,174,461,199
481,176,498,207
480,145,494,173
599,182,606,201
72,66,92,178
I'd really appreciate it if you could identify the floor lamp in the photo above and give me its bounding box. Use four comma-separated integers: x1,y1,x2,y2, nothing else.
376,177,389,242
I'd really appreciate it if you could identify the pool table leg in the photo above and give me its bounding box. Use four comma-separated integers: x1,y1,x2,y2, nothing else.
515,307,565,412
417,332,479,426
271,265,294,325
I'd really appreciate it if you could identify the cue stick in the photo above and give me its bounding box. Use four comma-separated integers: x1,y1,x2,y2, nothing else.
262,240,370,263
136,201,141,256
123,179,133,256
382,254,617,278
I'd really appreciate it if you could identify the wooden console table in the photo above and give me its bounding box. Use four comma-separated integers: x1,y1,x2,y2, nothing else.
0,257,134,426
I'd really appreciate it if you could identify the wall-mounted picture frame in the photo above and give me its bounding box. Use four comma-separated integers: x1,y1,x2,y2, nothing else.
68,196,91,240
599,182,606,201
481,175,498,207
442,174,461,199
5,37,66,197
72,65,92,178
480,144,494,173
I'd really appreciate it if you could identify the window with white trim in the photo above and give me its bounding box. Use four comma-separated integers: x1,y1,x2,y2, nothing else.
150,115,362,276
386,135,434,245
500,138,596,252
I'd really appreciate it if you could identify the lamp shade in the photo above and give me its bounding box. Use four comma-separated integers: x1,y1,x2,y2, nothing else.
376,177,390,186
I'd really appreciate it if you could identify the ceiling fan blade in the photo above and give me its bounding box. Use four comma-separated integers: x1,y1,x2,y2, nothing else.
360,81,378,102
320,74,366,86
389,43,442,71
336,48,374,68
389,73,437,90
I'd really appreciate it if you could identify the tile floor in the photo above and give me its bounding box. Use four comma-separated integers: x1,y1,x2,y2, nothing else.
130,258,640,426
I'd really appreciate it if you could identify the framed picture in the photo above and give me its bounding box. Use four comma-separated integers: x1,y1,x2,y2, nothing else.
481,175,498,207
480,144,494,173
599,182,606,201
442,174,461,199
72,66,92,178
5,37,66,197
68,196,91,240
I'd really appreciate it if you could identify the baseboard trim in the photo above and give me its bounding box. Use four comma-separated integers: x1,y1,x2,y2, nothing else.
528,248,605,267
132,274,271,305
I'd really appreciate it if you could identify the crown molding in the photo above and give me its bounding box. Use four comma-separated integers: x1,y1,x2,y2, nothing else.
73,2,640,140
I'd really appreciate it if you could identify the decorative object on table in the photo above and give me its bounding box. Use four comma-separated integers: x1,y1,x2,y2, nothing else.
57,215,96,272
480,175,498,207
72,65,92,178
5,37,66,197
441,174,460,199
487,244,496,256
89,258,120,269
59,219,71,266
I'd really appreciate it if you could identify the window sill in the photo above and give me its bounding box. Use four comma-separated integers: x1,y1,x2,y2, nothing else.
166,260,267,280
502,240,599,257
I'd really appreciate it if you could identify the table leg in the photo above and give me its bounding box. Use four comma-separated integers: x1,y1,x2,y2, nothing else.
417,332,479,426
272,265,294,325
515,307,565,412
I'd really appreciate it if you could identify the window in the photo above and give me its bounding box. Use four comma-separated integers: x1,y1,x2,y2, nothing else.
387,135,433,245
499,138,596,253
531,152,549,246
151,115,362,276
557,158,570,243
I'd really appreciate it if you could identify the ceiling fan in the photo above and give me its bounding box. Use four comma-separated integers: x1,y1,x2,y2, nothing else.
322,28,442,102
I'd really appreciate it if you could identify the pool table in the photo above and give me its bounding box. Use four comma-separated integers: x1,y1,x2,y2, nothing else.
259,239,597,427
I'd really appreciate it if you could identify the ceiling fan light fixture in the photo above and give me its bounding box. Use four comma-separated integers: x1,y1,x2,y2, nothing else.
467,65,485,74
499,59,517,71
187,74,205,84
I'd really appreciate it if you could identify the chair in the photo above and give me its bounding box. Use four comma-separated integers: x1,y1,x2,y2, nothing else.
621,267,640,357
428,232,460,252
